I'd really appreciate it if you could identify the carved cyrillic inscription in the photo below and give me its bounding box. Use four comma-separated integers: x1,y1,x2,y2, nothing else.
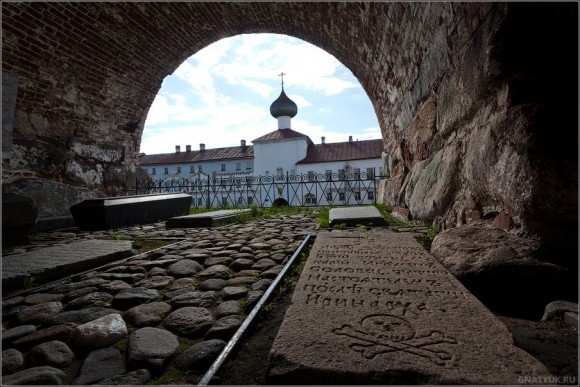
267,229,550,384
298,231,468,314
292,230,469,365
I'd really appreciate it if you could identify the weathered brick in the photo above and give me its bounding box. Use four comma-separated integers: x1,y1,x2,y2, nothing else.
1,3,576,265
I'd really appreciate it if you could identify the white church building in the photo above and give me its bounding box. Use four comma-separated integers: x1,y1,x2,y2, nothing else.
139,84,383,207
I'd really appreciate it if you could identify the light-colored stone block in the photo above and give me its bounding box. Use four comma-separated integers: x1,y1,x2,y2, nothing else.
328,206,387,228
266,229,549,384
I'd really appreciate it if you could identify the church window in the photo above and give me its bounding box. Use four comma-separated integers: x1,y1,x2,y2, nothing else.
366,167,374,179
236,162,241,170
246,161,252,170
304,193,317,205
221,163,226,171
326,192,333,202
339,192,346,201
152,168,156,175
177,166,181,174
198,165,202,173
164,167,169,175
190,165,195,173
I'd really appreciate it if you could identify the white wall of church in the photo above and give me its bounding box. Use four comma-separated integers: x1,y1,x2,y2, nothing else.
253,138,309,177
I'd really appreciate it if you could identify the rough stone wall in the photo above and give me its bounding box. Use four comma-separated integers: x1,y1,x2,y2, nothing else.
1,2,577,264
0,2,495,210
378,3,578,264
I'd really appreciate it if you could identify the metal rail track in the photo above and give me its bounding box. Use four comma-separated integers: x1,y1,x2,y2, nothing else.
198,232,315,385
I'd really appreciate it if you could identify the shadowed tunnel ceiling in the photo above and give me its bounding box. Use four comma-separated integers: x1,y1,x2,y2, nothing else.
2,2,577,266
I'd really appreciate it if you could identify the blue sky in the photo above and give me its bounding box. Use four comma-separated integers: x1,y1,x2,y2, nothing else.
140,33,381,155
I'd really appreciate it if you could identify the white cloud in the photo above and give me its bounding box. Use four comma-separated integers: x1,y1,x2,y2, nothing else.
360,127,383,141
144,92,212,126
174,61,218,106
210,34,359,97
287,94,312,109
141,33,380,155
239,79,275,98
141,98,272,154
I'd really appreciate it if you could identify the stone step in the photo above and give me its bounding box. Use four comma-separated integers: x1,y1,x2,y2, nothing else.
266,229,549,384
328,206,387,228
166,209,251,228
2,240,133,294
70,193,192,231
31,216,77,233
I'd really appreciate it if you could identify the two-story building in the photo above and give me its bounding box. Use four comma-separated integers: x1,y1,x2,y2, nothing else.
138,84,383,207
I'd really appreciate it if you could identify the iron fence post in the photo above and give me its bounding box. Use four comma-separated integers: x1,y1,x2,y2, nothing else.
286,171,289,203
373,166,377,204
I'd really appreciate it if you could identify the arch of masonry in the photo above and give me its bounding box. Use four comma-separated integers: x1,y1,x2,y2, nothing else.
2,2,577,268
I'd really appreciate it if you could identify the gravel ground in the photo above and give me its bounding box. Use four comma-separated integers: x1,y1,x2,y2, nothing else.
2,213,577,385
2,213,317,385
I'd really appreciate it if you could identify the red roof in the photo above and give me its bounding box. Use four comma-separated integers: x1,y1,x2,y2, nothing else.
139,145,254,165
296,139,383,164
252,128,311,143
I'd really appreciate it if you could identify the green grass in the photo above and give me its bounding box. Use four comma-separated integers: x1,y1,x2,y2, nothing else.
177,337,199,352
113,338,128,352
23,276,37,289
132,237,167,251
148,369,200,385
416,224,438,250
189,204,316,224
315,207,331,228
374,203,413,227
109,230,128,240
192,278,203,287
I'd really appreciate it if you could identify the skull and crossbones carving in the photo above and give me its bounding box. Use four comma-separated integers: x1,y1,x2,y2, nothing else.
332,314,457,366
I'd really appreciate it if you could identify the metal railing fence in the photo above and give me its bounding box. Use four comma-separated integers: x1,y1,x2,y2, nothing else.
133,170,382,208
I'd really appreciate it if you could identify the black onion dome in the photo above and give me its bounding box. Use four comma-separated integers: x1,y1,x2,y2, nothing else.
270,90,298,118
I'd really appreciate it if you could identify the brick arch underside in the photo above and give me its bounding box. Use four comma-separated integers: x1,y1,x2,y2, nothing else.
2,2,577,263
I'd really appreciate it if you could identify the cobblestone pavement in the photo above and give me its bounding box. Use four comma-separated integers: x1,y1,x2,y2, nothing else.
2,212,317,385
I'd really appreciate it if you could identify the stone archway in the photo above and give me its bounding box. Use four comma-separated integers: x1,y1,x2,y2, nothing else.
2,2,495,201
2,2,577,274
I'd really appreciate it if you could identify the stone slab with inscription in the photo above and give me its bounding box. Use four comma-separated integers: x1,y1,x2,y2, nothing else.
329,206,387,228
166,209,250,228
266,229,550,384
